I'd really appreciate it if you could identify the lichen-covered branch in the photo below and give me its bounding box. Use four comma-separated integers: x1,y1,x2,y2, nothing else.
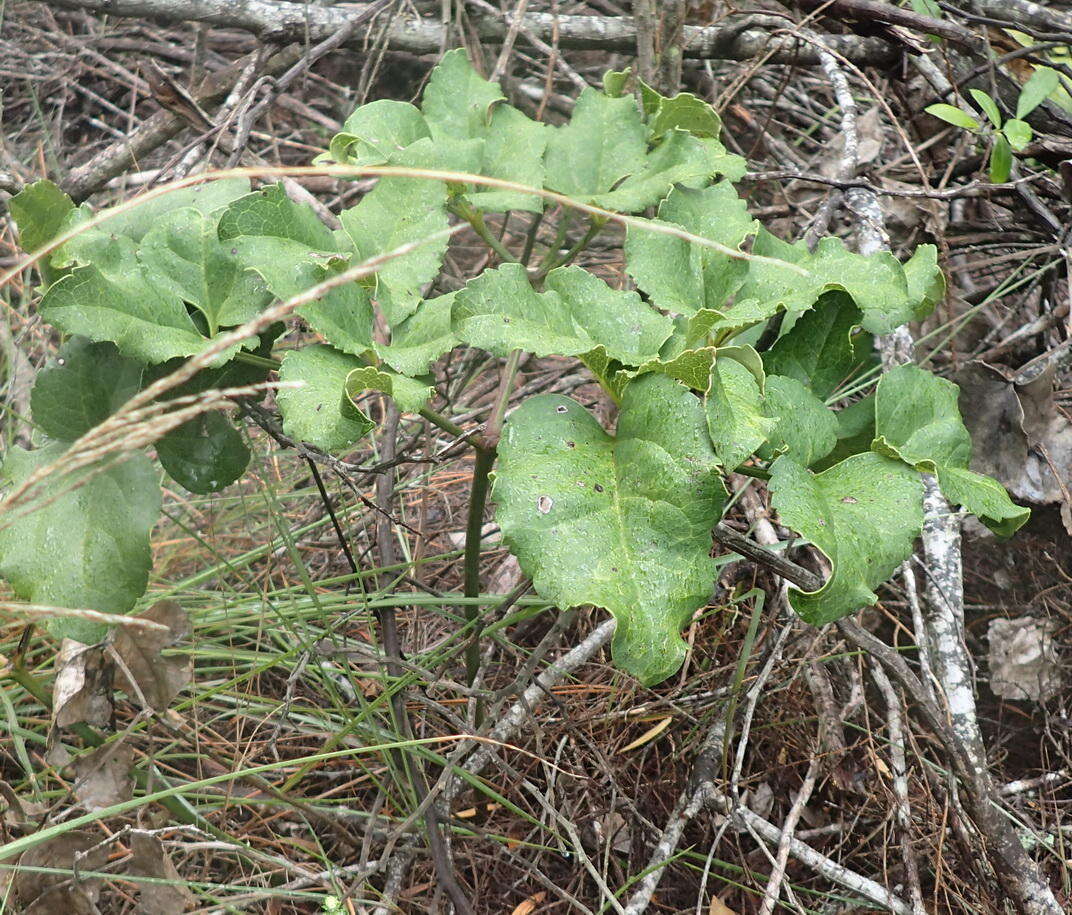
33,0,899,64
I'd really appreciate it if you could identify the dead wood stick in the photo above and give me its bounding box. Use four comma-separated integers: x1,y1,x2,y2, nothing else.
796,0,979,46
623,710,914,915
61,45,303,202
32,0,899,65
812,31,1063,912
712,523,823,592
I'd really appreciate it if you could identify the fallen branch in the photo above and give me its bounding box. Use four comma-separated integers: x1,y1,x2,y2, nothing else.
443,618,616,804
33,0,900,65
61,45,303,202
756,755,821,915
798,0,979,46
816,31,1064,912
622,712,914,915
967,0,1072,35
713,523,822,592
870,661,927,915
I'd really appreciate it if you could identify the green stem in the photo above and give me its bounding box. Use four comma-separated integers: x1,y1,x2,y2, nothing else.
534,215,606,280
8,666,49,707
463,446,497,687
721,589,765,779
485,349,523,448
419,405,470,442
534,209,574,277
462,349,523,688
449,198,519,264
734,464,771,481
233,350,281,370
520,211,545,266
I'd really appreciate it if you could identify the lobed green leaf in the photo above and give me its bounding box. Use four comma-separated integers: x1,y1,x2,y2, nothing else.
704,346,775,471
39,265,216,364
873,364,1029,536
492,374,727,685
375,291,459,377
276,345,374,452
322,99,429,167
625,182,757,315
339,154,450,323
0,445,160,643
9,179,74,285
345,366,431,416
758,375,838,467
452,263,672,362
762,292,871,399
30,338,143,441
219,184,375,355
139,207,272,333
156,413,250,494
769,453,924,625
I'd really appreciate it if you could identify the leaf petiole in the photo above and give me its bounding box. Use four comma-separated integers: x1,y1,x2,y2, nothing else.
233,350,281,371
533,214,607,280
448,196,519,265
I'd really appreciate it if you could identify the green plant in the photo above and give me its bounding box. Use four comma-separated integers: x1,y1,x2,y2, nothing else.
925,67,1060,182
3,50,1028,686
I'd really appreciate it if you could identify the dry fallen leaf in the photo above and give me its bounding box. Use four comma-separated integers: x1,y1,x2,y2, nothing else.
53,639,114,729
595,809,632,854
988,617,1062,702
72,743,135,812
510,891,547,915
709,896,739,915
744,782,774,821
446,522,500,550
488,552,522,593
621,716,672,752
956,362,1072,533
0,780,46,829
129,830,195,914
111,600,192,711
14,830,109,914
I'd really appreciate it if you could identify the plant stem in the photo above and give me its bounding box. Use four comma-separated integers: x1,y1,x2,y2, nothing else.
449,197,519,264
463,446,497,686
534,214,606,280
485,348,522,448
233,350,281,370
534,208,574,278
735,463,771,481
462,349,523,688
375,406,475,915
418,405,470,442
8,665,50,707
520,210,545,265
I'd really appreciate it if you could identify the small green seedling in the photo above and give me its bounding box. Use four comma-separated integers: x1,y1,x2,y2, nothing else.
925,66,1060,182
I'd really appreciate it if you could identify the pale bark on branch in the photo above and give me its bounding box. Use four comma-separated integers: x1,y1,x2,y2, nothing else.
32,0,899,65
